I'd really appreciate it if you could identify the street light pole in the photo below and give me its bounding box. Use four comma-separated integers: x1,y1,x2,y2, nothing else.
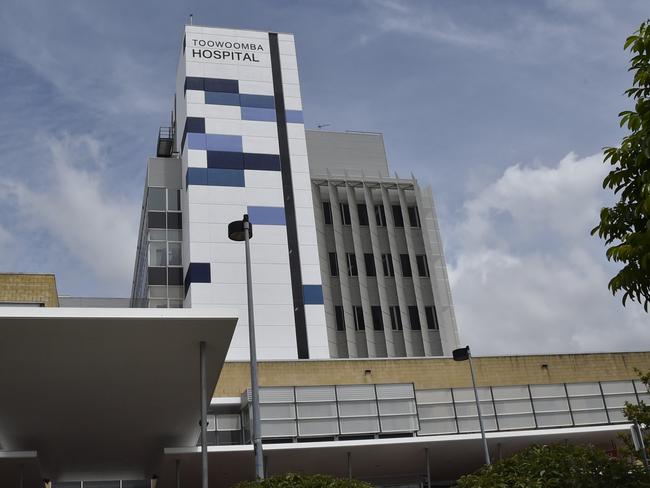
229,214,264,479
453,345,491,466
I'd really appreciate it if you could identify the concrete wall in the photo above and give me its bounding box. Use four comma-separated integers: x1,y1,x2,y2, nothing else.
214,351,650,397
0,273,59,307
306,130,389,177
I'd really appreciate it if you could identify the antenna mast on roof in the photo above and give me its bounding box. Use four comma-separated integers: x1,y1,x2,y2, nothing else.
189,14,193,25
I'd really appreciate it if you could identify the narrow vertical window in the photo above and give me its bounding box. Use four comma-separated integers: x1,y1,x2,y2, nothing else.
392,205,404,227
400,254,412,277
323,201,333,225
335,305,345,331
408,206,421,227
353,306,365,331
340,203,351,225
364,253,376,277
329,252,338,276
425,306,439,330
417,255,430,277
346,253,358,276
408,306,421,330
375,204,386,226
390,306,403,330
382,254,395,277
357,204,369,225
371,306,384,330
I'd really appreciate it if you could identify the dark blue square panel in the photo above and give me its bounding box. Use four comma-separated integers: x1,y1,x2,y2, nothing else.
303,285,324,305
204,78,239,93
185,117,205,133
186,168,208,186
205,91,240,106
243,153,281,171
207,168,245,187
208,151,244,170
239,94,275,109
185,77,204,91
184,262,211,295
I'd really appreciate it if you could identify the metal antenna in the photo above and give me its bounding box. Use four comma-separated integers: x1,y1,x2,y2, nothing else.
317,123,331,129
189,14,193,25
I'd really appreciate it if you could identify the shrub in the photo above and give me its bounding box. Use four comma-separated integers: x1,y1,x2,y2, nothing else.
232,473,374,488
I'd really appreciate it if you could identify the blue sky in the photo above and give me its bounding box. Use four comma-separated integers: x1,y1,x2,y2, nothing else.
0,0,648,354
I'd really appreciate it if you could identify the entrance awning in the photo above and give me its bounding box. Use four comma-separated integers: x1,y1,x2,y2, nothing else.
0,307,238,485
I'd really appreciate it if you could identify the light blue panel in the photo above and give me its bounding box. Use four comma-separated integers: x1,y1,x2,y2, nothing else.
241,107,277,122
247,206,286,225
207,168,245,187
206,134,243,152
186,168,208,185
205,91,241,106
286,110,304,123
239,94,275,109
303,285,324,305
187,133,207,150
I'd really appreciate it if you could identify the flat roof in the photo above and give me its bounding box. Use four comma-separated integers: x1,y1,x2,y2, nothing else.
0,307,238,482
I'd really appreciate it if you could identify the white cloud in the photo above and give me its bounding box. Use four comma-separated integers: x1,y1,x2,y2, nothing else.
447,152,649,355
0,134,139,293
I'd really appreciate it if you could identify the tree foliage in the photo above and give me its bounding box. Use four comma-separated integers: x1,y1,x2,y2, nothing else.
592,20,650,311
457,443,650,488
622,369,650,463
231,473,374,488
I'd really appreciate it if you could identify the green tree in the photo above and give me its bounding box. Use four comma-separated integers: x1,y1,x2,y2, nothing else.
592,20,650,311
457,444,650,488
231,473,374,488
622,369,650,464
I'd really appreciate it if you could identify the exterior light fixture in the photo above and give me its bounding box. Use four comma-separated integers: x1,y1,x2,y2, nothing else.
453,345,491,465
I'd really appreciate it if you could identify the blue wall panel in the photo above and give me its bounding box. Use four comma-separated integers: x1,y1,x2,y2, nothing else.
303,285,324,305
247,206,286,225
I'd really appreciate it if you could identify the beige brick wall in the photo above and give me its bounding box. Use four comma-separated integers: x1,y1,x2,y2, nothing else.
0,273,59,307
214,351,650,397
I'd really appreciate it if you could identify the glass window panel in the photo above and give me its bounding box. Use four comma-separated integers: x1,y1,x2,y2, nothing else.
497,414,536,430
569,396,605,410
601,381,635,394
148,229,167,241
378,398,417,415
339,417,380,434
147,187,166,211
337,384,376,401
149,242,167,266
376,383,414,399
168,189,181,211
418,418,457,435
494,399,533,415
535,411,573,427
566,383,601,396
167,268,183,285
149,285,167,298
380,415,418,432
260,403,295,420
148,298,167,308
297,418,339,437
148,211,166,229
295,385,336,403
168,286,184,299
296,403,338,419
572,409,607,425
458,417,497,432
338,400,378,417
417,404,455,419
530,384,567,398
607,408,628,422
260,420,297,438
167,229,182,241
168,242,182,266
453,387,492,402
604,394,638,408
416,389,453,404
168,300,183,308
492,385,531,400
167,212,182,229
533,397,570,412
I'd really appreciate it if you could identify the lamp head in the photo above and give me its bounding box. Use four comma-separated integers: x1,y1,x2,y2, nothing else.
228,214,253,241
452,346,470,361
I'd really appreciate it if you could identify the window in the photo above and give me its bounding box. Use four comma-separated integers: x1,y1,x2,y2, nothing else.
168,242,182,266
340,203,351,225
148,212,166,229
375,204,386,226
346,253,358,276
149,229,166,241
167,213,182,229
400,254,412,277
323,201,333,224
147,187,166,211
371,306,384,330
408,306,421,330
148,267,167,285
382,254,395,277
425,306,439,330
364,254,376,277
329,252,338,276
353,306,365,331
335,305,345,331
392,205,404,227
168,268,183,285
167,229,182,241
357,204,369,226
389,306,403,330
149,242,167,266
416,255,429,277
408,206,421,227
168,189,181,211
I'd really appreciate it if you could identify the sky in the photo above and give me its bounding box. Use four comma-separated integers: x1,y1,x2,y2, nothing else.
0,0,648,355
